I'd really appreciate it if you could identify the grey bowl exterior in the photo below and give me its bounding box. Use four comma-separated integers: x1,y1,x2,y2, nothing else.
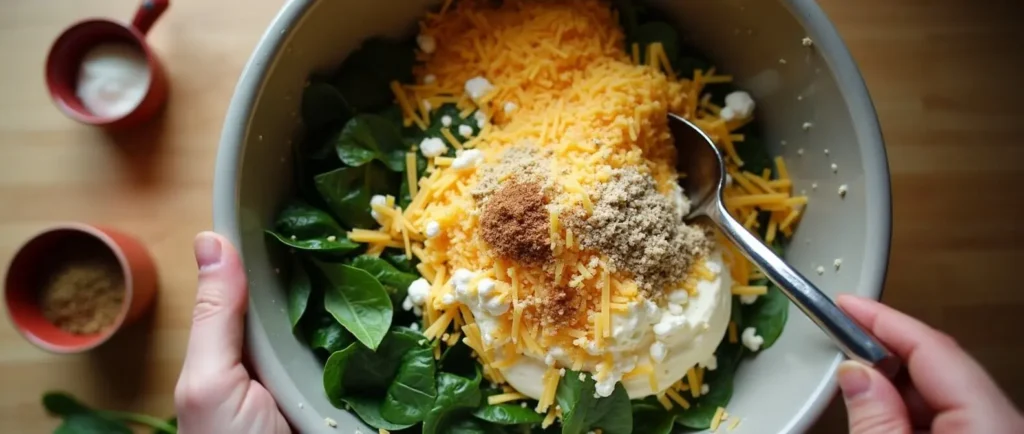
213,0,891,432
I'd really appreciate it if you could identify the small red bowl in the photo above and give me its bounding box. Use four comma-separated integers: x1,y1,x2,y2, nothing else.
3,224,158,353
45,0,170,130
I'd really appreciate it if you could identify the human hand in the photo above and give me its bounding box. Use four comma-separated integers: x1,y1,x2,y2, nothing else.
174,232,290,434
836,295,1024,434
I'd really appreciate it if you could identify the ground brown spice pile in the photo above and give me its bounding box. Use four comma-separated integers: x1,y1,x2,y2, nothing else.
569,168,712,294
39,236,125,335
480,181,552,265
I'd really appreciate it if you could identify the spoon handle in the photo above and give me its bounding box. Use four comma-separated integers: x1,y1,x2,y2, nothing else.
706,201,900,377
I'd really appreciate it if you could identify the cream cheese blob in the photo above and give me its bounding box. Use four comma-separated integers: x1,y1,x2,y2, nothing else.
477,249,732,400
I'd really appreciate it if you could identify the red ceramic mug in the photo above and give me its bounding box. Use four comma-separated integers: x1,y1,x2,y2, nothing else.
45,0,170,130
3,224,159,353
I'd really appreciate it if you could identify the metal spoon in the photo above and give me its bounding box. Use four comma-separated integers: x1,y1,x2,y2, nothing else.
669,113,900,376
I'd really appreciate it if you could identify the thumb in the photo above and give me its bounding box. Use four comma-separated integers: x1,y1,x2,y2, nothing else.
182,232,249,380
838,360,912,434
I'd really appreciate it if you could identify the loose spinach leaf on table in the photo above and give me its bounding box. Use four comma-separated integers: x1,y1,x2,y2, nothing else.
422,369,484,434
43,392,90,416
333,38,416,113
315,163,398,229
302,81,353,131
556,370,632,434
55,413,132,434
43,391,177,434
323,328,433,430
265,201,359,253
286,255,312,330
630,403,675,434
472,403,545,425
335,114,408,171
315,261,393,350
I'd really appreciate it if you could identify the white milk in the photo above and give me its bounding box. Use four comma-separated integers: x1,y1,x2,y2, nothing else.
75,44,151,118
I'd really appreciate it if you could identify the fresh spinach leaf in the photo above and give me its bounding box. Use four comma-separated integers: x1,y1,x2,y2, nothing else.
629,22,679,67
334,38,416,113
286,255,312,330
323,330,432,430
152,417,177,434
43,391,177,434
55,413,132,434
447,418,508,434
472,403,545,425
43,392,90,416
631,403,675,434
556,370,632,434
302,81,352,131
381,346,437,425
315,261,393,350
350,254,419,308
383,252,417,274
422,370,484,434
346,396,416,431
735,134,773,175
672,378,733,430
740,279,788,351
673,337,744,430
439,339,478,378
266,202,359,253
335,114,408,171
315,163,398,229
308,316,353,355
350,255,418,291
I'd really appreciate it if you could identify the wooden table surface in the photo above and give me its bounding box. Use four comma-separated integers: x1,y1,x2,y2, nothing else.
1,0,1021,432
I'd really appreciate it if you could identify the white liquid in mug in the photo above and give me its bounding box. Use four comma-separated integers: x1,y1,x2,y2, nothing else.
75,43,152,118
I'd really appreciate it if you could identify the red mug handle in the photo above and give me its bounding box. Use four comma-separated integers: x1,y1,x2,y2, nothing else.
131,0,170,35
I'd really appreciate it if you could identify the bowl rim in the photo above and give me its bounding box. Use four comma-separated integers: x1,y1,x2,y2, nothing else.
213,0,892,432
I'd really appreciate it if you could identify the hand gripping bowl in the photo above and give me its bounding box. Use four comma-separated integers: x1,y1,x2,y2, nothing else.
213,0,891,432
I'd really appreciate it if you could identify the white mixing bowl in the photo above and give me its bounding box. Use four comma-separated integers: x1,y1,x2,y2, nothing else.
213,0,891,432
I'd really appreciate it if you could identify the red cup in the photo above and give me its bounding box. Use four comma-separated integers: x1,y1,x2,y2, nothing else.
3,224,159,353
45,0,170,130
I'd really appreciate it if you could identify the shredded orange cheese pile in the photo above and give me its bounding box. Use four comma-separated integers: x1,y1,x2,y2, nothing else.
342,0,806,414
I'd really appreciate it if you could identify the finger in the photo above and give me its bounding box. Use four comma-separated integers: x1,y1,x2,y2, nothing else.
898,382,936,429
837,295,1002,413
182,232,249,379
838,360,912,434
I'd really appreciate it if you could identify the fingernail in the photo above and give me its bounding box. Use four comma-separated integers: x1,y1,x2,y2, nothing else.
838,360,872,399
195,232,223,271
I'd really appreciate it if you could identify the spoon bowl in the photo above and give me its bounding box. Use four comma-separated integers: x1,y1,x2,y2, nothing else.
669,113,900,377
